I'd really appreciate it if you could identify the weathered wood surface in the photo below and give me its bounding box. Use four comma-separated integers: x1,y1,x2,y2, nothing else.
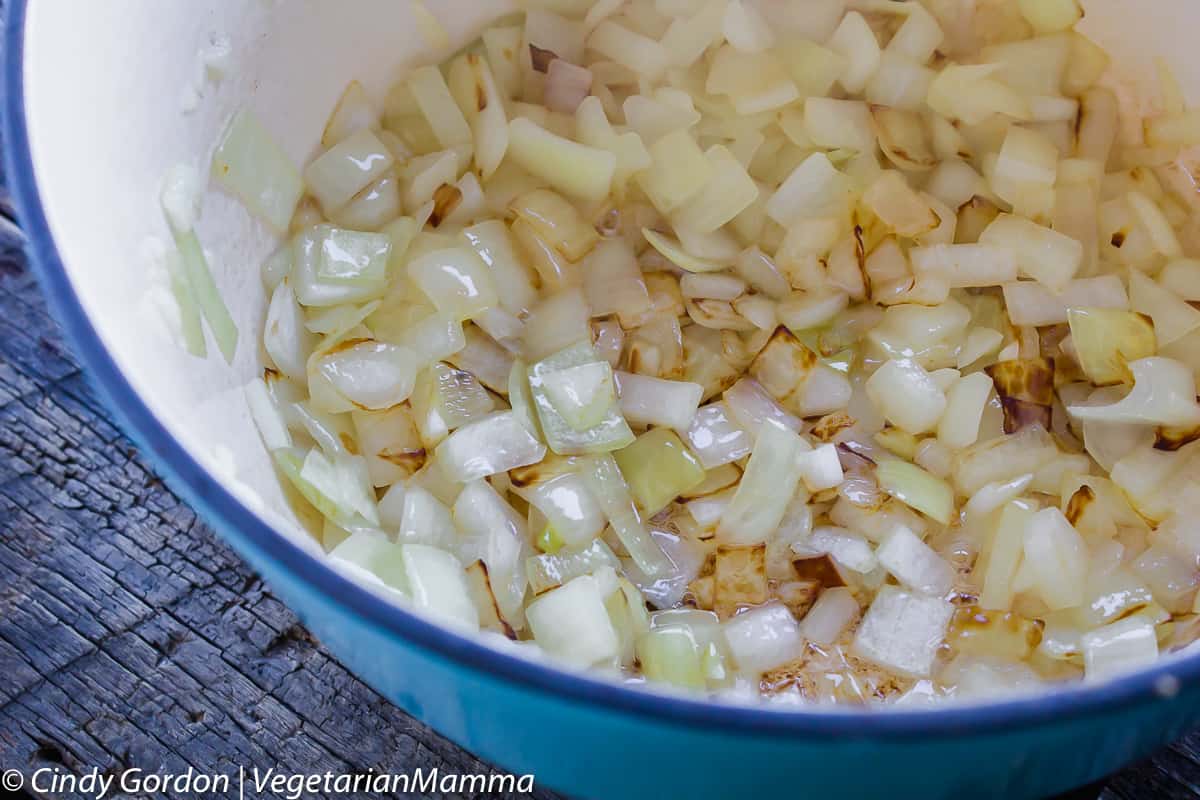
0,19,1198,800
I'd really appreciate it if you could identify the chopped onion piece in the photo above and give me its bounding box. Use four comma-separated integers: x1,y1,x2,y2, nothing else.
314,340,418,411
672,145,760,234
964,473,1034,524
722,0,774,53
1081,616,1159,682
718,419,806,545
876,458,956,526
853,585,954,678
1002,276,1129,327
245,378,291,451
614,371,704,430
641,228,724,273
721,602,805,673
910,244,1016,288
580,454,672,576
529,537,620,595
1129,270,1200,347
396,312,466,367
866,359,947,436
828,11,880,94
979,214,1082,292
723,378,802,437
679,402,753,469
1067,307,1157,386
527,574,621,666
212,109,303,232
802,526,878,574
796,443,844,493
303,128,394,213
584,239,651,318
1160,259,1200,302
524,288,592,363
766,152,851,227
408,247,499,321
876,525,955,597
802,587,860,645
396,485,456,549
453,480,529,623
588,20,671,81
613,428,706,514
1069,358,1200,428
436,411,547,482
530,341,635,455
938,371,993,449
519,473,607,549
543,361,618,431
637,128,713,214
508,117,616,202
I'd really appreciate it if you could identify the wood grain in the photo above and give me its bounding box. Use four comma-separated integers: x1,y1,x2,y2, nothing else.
0,8,1197,798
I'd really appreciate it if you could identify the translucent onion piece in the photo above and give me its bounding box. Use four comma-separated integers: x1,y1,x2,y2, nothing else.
314,340,418,411
1069,358,1200,428
1129,270,1200,348
614,371,704,430
679,402,753,469
852,585,954,678
526,538,621,595
317,227,391,285
508,117,616,202
613,428,706,515
865,359,947,436
436,411,548,482
876,458,956,526
979,214,1082,293
212,109,303,232
303,128,394,213
1081,616,1158,682
453,479,529,623
718,419,806,545
723,377,802,437
721,602,805,673
1002,276,1128,327
543,361,618,431
1066,307,1157,386
583,239,651,318
672,145,760,234
529,341,635,455
766,152,851,227
329,530,408,592
828,11,881,94
264,281,316,381
397,485,456,548
523,288,593,362
297,447,380,527
876,525,955,597
909,244,1017,288
245,377,292,451
802,587,860,645
396,312,466,368
510,188,600,262
407,247,499,321
641,228,725,273
637,128,713,214
527,574,621,666
519,473,607,549
580,454,672,577
801,526,878,574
